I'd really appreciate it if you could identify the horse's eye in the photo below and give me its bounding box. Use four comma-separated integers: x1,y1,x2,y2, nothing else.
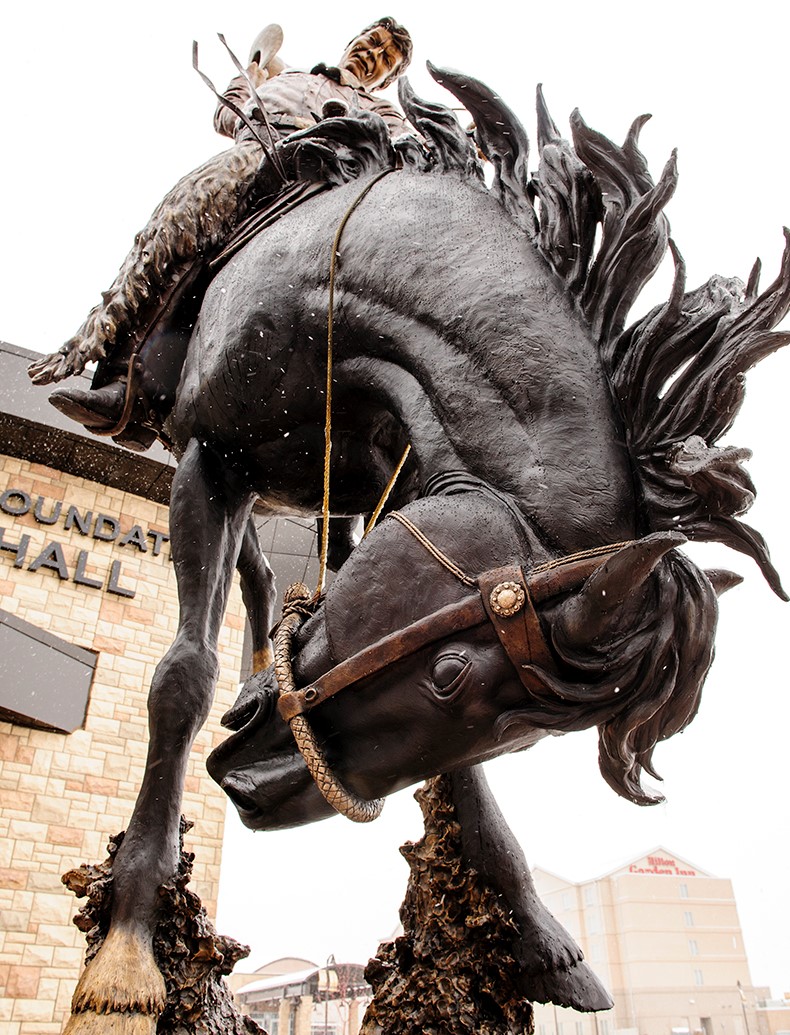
431,651,471,700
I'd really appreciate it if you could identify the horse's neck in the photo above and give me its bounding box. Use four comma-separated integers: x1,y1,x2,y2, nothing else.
424,472,557,561
329,173,638,550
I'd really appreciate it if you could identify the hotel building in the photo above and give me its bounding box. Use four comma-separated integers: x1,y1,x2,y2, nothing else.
533,848,763,1035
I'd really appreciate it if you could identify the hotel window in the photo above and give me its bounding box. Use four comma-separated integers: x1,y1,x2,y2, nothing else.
585,886,596,906
694,968,704,986
576,1022,585,1035
251,1011,278,1033
539,1026,547,1035
684,911,694,926
600,1020,610,1035
689,939,699,956
680,883,689,898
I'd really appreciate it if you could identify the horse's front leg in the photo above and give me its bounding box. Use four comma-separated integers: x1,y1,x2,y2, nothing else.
237,515,276,673
65,439,254,1033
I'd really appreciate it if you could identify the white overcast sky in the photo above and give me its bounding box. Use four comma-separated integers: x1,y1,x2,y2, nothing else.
2,0,788,1000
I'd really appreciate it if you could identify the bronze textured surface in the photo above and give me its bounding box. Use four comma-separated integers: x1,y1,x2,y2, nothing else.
34,27,788,1032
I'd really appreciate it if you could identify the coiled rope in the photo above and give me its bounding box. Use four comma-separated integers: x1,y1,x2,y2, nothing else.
274,583,384,822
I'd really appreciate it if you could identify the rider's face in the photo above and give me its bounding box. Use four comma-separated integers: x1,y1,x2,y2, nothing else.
339,27,404,89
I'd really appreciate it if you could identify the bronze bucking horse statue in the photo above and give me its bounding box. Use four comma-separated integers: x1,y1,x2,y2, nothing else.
47,61,788,1034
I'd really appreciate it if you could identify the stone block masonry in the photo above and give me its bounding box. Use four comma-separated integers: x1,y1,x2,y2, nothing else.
0,456,246,1035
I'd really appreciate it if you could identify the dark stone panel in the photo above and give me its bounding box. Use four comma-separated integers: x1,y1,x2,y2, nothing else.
0,607,96,733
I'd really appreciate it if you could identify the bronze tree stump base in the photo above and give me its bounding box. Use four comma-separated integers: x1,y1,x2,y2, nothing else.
363,775,535,1035
62,819,265,1035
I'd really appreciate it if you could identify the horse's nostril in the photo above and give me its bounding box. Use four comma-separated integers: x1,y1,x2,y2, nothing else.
223,782,259,815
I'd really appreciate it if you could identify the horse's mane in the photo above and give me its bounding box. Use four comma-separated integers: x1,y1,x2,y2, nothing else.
271,73,787,803
410,65,790,599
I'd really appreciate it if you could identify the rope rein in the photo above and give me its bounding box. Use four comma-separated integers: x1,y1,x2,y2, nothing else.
387,511,476,587
274,170,404,824
363,443,412,538
316,168,396,598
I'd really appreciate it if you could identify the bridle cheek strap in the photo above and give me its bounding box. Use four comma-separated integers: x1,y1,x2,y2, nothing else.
478,565,555,691
277,544,634,724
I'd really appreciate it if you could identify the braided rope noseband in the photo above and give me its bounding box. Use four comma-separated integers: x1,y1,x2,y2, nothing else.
274,585,384,823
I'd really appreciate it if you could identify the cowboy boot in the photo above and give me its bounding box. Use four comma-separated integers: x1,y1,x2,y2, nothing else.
49,380,126,429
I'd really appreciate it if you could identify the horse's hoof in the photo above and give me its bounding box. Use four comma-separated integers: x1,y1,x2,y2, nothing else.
528,957,613,1013
63,1010,157,1034
518,908,612,1010
70,925,166,1016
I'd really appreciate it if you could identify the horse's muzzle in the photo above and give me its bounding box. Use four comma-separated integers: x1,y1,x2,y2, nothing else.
207,675,336,830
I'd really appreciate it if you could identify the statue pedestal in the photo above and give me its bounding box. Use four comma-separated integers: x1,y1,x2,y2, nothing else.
362,775,535,1035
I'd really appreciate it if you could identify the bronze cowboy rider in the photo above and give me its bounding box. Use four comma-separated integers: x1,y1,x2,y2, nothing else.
29,18,413,451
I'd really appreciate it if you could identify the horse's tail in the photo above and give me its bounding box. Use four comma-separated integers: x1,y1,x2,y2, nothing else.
496,537,720,805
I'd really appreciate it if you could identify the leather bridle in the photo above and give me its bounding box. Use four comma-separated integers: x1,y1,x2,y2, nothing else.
272,513,637,823
278,533,635,724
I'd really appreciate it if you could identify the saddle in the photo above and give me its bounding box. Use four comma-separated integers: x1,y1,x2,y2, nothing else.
107,109,403,451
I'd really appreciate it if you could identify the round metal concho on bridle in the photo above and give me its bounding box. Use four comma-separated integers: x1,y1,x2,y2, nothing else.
489,580,526,617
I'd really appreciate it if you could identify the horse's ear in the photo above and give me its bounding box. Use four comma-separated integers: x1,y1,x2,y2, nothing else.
426,62,537,235
704,568,744,596
557,532,685,646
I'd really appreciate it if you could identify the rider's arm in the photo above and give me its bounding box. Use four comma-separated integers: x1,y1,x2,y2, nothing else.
214,74,253,139
214,63,271,139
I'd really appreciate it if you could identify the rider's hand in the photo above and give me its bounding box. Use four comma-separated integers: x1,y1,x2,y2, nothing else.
247,60,269,88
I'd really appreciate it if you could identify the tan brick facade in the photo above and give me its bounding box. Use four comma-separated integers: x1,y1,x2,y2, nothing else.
0,455,245,1034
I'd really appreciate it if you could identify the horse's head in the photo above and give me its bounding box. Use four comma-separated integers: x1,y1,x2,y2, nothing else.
208,490,719,831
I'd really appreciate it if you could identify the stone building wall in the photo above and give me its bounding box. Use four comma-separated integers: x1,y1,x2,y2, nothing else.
0,455,246,1034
